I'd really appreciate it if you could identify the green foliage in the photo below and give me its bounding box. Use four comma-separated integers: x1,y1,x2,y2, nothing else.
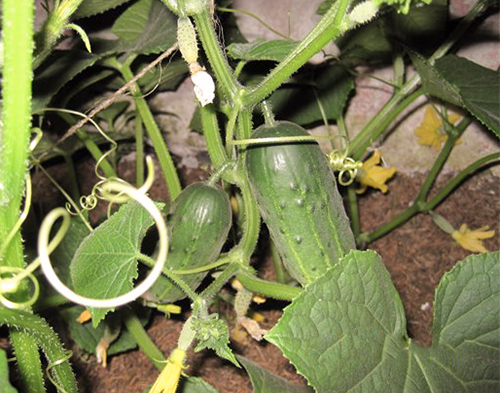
70,201,163,326
192,314,239,367
237,355,313,393
111,0,177,55
415,54,500,138
227,39,298,62
177,377,220,393
266,251,500,392
73,0,132,19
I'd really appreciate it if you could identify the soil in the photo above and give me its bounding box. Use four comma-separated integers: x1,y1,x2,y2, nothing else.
2,153,499,393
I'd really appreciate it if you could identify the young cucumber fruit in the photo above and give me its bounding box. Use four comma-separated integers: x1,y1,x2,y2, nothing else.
148,182,232,303
246,121,356,285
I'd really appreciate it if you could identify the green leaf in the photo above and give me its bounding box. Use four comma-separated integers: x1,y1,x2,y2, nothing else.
227,39,298,62
73,0,132,19
70,201,162,326
237,355,313,393
266,250,409,392
32,50,98,112
435,55,500,138
269,64,354,126
0,349,18,393
60,306,150,356
192,314,239,367
111,0,177,55
266,250,500,392
178,377,220,393
135,59,188,93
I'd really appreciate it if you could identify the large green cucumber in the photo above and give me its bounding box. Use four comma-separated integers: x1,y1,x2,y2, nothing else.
148,182,232,303
246,121,355,285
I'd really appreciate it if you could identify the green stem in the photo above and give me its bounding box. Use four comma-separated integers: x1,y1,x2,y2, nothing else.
0,307,78,393
0,2,46,390
33,0,84,69
122,308,165,371
62,154,81,201
347,186,361,238
193,7,240,100
112,59,182,199
236,171,261,261
135,116,145,187
76,129,118,178
242,0,350,107
425,152,500,211
200,263,239,299
200,104,229,171
349,88,423,160
359,152,500,244
137,253,198,301
416,117,471,203
236,271,301,301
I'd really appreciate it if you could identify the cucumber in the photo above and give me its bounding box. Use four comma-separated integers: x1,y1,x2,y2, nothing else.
246,121,355,285
148,182,232,303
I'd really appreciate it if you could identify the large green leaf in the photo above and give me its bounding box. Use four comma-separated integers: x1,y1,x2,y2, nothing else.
269,64,354,126
435,55,500,138
73,0,132,19
227,39,298,63
178,377,220,393
266,250,500,392
0,349,17,393
32,50,98,112
413,53,500,138
111,0,177,55
237,355,313,393
70,201,161,326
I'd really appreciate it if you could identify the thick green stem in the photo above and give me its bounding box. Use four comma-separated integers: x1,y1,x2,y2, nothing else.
193,7,240,100
236,171,260,261
200,263,239,299
122,308,165,371
236,271,301,301
242,0,350,107
349,88,423,160
113,59,182,199
0,307,78,393
135,116,145,187
200,104,229,171
347,186,361,237
0,1,46,390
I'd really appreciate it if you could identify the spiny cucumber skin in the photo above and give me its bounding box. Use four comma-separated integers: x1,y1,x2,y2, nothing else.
149,182,232,302
246,122,356,285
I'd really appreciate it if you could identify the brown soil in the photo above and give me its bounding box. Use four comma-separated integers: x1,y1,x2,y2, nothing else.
3,155,499,393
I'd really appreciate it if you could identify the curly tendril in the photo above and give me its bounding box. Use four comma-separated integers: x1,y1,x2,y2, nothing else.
327,150,362,186
38,180,168,308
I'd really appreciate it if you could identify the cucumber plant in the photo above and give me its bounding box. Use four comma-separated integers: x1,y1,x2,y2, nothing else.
0,0,498,392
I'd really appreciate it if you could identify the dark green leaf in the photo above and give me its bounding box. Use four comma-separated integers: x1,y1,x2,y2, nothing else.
227,39,298,62
111,0,177,55
0,349,17,393
435,55,500,137
269,64,354,125
316,0,335,16
73,0,132,19
135,59,188,93
32,51,98,112
237,355,313,393
266,250,500,392
70,201,162,326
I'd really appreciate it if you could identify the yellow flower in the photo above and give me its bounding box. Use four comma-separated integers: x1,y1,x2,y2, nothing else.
356,150,396,194
75,309,91,324
414,105,461,150
150,348,186,393
452,224,495,253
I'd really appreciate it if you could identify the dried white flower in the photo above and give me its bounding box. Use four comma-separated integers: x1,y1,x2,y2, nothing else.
190,66,215,106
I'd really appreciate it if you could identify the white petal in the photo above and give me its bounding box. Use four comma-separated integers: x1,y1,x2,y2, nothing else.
191,70,215,106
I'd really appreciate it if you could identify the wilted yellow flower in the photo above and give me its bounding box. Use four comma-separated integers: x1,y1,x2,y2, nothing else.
452,224,495,253
150,348,186,393
414,105,461,150
76,309,91,324
356,150,396,194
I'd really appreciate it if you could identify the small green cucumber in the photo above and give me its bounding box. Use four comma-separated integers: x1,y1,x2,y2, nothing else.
148,182,232,303
246,121,356,285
